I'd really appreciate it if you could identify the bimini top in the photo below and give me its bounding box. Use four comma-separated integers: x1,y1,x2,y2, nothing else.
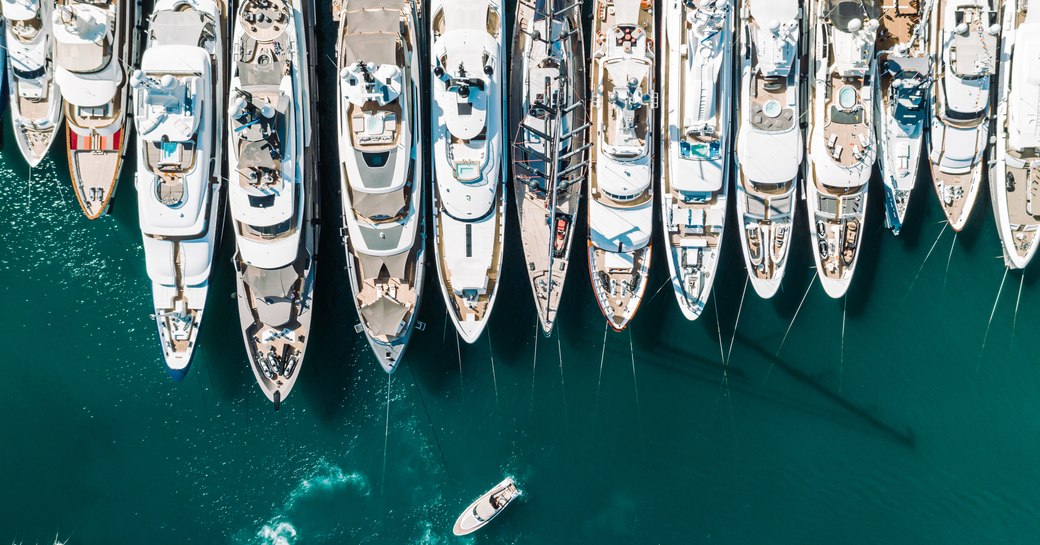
749,0,799,77
1010,11,1040,151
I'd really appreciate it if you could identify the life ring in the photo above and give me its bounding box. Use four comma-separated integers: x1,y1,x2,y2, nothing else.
597,31,605,45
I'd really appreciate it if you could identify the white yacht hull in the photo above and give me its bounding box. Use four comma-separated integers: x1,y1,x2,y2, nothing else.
734,0,803,299
3,0,64,167
989,0,1040,269
452,477,521,536
431,200,506,344
874,4,931,236
429,0,507,344
587,0,656,330
335,0,427,372
54,0,140,219
876,98,924,236
228,0,320,408
927,0,998,232
804,0,878,299
805,183,868,298
133,0,227,379
660,0,733,320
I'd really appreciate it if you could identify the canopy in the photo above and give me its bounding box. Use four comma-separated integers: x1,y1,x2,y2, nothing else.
360,296,409,337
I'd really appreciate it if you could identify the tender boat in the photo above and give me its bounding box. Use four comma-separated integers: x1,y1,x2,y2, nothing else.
661,0,732,320
52,0,137,219
334,0,425,372
990,0,1040,269
875,0,930,236
2,0,63,166
429,0,507,343
130,0,226,380
510,0,588,335
734,0,803,299
927,0,999,231
805,0,879,298
588,0,655,330
452,477,521,536
227,0,319,408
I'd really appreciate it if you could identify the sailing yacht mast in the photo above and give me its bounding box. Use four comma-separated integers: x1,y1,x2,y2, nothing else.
511,0,588,335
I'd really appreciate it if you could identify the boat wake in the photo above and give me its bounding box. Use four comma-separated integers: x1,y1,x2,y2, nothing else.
249,460,371,545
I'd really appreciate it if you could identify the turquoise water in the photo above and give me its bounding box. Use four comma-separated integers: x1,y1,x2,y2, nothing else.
4,6,1040,545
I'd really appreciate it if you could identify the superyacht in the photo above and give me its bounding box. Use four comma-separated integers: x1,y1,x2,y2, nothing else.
875,0,931,235
429,0,507,343
510,0,588,335
806,0,878,298
734,0,802,298
53,0,137,219
334,0,425,372
227,0,319,408
927,0,999,231
991,0,1040,268
2,0,63,166
588,0,655,330
131,0,226,379
661,0,732,319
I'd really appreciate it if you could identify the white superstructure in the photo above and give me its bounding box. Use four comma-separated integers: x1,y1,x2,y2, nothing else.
131,0,225,379
587,0,655,331
806,0,878,298
991,0,1040,268
335,0,425,372
661,0,732,320
734,0,802,298
52,0,137,219
927,0,999,231
227,0,319,408
429,0,506,343
2,0,63,166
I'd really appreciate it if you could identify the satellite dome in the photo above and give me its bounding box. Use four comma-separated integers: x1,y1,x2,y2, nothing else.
848,19,862,32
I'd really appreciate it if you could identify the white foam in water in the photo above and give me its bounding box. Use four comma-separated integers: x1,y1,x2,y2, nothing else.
257,521,298,545
251,459,371,544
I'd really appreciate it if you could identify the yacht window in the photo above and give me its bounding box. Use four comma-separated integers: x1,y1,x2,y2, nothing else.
603,190,638,202
13,66,46,80
945,106,982,122
363,152,390,168
246,218,292,239
248,194,277,208
465,224,473,257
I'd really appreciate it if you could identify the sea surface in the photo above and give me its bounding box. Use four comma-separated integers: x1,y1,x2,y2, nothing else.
3,3,1040,544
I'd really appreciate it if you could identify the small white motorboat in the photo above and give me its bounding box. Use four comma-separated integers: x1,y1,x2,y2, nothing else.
452,477,521,536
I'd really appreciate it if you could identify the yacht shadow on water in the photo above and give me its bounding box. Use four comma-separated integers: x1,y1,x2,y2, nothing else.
640,335,915,448
737,332,915,448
